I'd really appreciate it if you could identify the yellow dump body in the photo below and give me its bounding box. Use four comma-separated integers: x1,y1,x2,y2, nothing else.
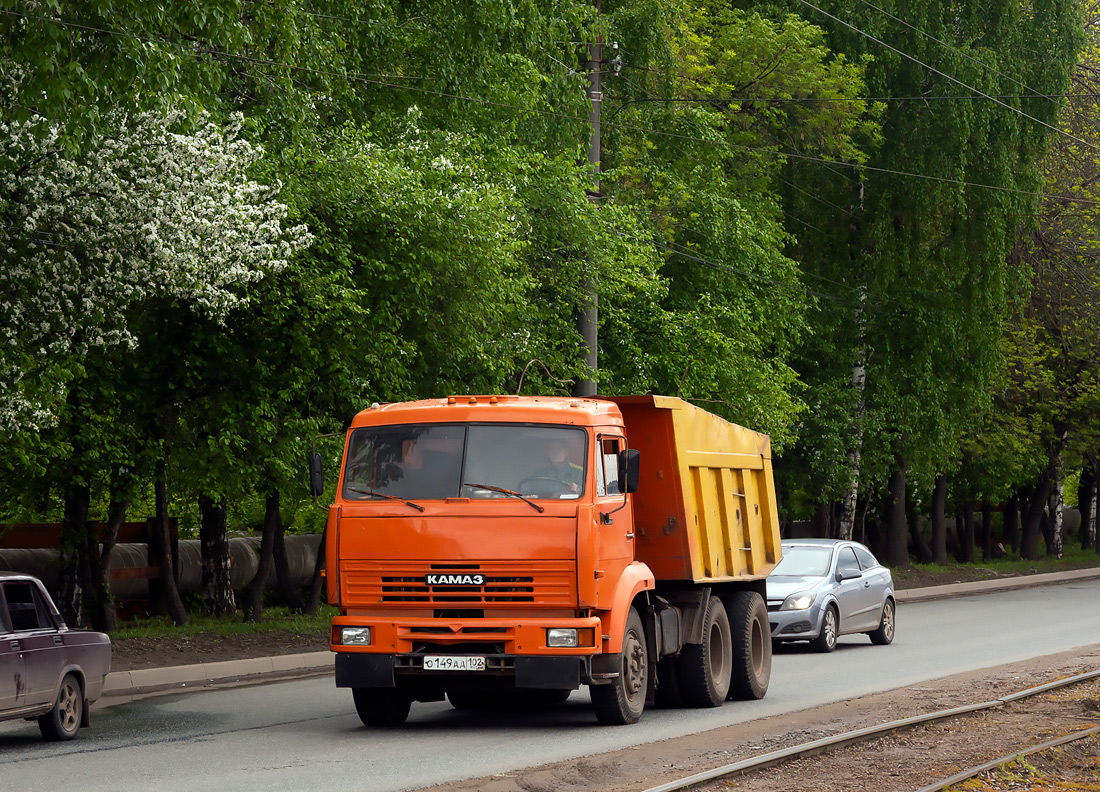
605,395,782,583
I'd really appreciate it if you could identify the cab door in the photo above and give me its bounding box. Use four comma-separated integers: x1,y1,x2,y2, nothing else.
595,435,635,579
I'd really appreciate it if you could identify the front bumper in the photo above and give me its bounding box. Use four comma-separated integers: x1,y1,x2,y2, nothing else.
767,601,823,640
335,652,588,690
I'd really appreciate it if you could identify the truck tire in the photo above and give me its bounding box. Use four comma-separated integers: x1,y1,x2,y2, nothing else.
590,607,648,725
352,688,412,726
677,596,732,707
724,591,771,700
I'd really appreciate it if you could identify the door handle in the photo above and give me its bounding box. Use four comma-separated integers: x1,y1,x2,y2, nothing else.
625,532,634,539
54,635,63,646
9,640,19,651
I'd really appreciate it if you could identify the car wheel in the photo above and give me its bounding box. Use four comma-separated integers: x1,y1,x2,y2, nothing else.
591,607,647,725
352,687,412,726
868,598,896,646
678,596,733,708
810,605,838,653
38,673,83,741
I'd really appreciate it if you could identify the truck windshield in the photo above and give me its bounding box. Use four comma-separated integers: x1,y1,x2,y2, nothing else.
341,424,587,501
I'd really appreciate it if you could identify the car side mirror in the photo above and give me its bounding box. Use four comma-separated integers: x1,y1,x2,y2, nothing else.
617,449,640,494
308,452,324,497
836,569,861,582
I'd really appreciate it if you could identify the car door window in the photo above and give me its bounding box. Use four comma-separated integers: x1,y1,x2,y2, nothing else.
837,547,861,578
854,546,878,571
3,582,50,631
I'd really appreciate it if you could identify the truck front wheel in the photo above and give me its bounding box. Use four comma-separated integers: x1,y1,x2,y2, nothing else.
724,591,771,700
352,688,412,727
591,607,647,725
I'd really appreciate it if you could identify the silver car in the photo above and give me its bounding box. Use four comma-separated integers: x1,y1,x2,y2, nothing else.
0,572,112,740
767,539,895,652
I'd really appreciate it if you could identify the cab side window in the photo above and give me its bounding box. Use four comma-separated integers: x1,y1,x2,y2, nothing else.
595,436,623,497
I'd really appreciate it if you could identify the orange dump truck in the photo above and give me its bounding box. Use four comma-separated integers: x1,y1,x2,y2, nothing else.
312,394,781,726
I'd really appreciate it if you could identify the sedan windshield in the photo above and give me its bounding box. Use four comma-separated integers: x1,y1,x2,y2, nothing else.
771,546,833,577
342,423,587,501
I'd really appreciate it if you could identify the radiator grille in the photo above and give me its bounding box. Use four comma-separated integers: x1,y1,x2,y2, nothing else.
342,560,576,606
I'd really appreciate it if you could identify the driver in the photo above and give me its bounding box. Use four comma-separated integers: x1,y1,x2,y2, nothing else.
531,439,583,493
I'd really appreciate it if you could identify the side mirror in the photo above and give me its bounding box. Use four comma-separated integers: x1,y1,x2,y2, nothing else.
308,452,324,497
617,449,641,494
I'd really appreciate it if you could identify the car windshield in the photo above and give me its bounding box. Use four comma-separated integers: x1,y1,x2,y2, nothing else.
771,546,833,577
341,423,587,501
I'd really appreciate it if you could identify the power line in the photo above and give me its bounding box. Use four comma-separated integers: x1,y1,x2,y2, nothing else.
851,0,1061,107
793,0,1097,152
5,8,1100,208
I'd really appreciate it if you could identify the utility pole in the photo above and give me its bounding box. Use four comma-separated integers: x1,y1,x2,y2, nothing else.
574,1,601,398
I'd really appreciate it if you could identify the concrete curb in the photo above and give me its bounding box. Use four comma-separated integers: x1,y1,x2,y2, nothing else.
98,568,1100,701
102,650,334,701
895,567,1100,603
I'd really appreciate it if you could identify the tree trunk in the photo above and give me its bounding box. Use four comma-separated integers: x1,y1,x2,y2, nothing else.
305,524,327,616
1078,463,1096,550
245,492,281,622
907,513,932,563
930,474,949,564
273,502,306,613
1021,470,1052,561
1003,494,1020,554
1048,444,1066,559
955,500,975,563
199,494,235,617
58,483,90,627
151,461,188,625
84,493,126,633
980,502,993,562
883,451,909,567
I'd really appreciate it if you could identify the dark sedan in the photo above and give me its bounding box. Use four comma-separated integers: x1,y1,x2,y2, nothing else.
0,572,112,740
767,539,895,652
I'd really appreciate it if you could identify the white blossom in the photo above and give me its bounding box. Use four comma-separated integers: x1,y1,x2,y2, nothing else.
0,107,312,431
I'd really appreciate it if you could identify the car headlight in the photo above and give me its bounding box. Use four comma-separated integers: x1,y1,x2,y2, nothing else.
781,592,816,611
340,626,371,646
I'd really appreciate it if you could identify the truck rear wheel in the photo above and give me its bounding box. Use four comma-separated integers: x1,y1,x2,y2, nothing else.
352,688,412,727
724,591,771,700
678,596,732,707
591,607,647,725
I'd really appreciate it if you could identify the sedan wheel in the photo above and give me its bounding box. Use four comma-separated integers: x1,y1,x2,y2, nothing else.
38,673,83,741
869,598,896,646
810,605,838,653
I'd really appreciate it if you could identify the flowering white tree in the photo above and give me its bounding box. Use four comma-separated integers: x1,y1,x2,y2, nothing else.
0,109,312,432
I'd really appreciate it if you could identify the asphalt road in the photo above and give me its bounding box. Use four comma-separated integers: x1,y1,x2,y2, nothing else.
2,578,1099,792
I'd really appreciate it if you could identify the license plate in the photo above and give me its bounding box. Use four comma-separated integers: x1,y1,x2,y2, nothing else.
423,655,486,672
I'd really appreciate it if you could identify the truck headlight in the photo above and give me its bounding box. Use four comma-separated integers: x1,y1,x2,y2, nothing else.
546,627,595,648
547,628,579,647
781,592,816,611
340,626,372,646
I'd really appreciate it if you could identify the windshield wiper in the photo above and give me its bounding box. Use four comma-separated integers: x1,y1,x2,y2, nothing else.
346,486,425,512
463,483,544,513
